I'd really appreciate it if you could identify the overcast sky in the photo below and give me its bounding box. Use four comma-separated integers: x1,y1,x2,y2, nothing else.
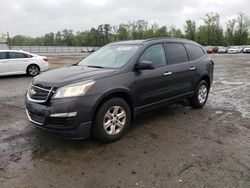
1,0,249,37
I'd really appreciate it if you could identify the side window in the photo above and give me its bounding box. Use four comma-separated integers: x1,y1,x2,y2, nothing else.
25,54,33,58
165,43,189,64
0,52,7,60
9,52,27,59
185,44,205,60
139,44,167,67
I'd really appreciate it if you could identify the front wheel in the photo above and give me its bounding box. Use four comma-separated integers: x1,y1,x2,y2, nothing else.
92,98,131,143
189,80,209,108
27,65,40,76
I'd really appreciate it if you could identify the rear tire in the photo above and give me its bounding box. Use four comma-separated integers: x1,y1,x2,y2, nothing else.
92,98,131,143
190,80,209,108
27,65,40,76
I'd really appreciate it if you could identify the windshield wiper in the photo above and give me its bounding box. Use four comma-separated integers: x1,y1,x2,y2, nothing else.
86,65,104,69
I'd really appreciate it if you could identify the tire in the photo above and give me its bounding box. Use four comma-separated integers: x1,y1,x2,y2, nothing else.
190,80,209,108
92,98,131,143
27,65,40,76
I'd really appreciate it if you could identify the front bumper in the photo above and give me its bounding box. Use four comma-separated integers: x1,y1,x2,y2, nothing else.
25,94,100,139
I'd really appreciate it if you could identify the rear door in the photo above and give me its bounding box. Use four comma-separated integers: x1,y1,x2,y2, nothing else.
0,52,9,75
8,52,31,74
164,42,196,96
184,43,208,89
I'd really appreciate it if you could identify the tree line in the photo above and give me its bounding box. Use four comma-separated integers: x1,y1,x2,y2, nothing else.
11,12,250,47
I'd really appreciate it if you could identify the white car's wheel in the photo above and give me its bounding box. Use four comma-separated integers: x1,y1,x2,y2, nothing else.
27,65,40,76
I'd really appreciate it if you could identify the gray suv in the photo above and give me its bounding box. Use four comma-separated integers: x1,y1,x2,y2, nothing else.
25,38,214,142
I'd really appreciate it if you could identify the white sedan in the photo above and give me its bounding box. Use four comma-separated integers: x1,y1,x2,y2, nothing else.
0,50,49,76
227,46,243,54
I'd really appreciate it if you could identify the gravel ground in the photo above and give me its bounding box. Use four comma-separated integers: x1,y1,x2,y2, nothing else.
0,54,249,188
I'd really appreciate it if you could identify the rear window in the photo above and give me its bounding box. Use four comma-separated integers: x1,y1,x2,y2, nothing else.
0,52,7,59
9,52,31,59
185,44,205,60
165,43,189,64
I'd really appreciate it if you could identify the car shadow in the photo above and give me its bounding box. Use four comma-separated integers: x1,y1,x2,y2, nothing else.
29,100,191,160
0,74,32,79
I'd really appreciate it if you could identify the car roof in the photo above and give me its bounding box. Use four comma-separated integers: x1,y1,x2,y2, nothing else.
0,49,28,53
109,37,201,46
0,50,37,56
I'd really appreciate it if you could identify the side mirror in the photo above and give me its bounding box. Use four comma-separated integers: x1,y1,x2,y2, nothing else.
135,60,155,70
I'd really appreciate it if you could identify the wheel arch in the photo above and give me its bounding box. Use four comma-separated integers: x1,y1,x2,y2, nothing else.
91,89,135,124
199,74,211,88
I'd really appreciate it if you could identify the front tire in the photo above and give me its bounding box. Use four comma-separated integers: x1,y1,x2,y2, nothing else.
190,80,209,108
92,98,131,143
27,65,40,76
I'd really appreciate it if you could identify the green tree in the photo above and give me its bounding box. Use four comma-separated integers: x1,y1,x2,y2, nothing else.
62,29,75,46
117,24,130,40
225,19,236,45
154,26,169,37
169,26,183,38
184,20,196,41
103,24,113,44
55,31,62,46
129,20,148,39
10,13,250,47
197,13,224,45
43,32,55,46
234,12,249,45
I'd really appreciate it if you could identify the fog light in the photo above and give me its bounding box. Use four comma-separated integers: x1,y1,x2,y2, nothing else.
50,112,77,117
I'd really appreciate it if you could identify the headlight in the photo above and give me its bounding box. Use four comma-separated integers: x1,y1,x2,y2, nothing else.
52,80,95,99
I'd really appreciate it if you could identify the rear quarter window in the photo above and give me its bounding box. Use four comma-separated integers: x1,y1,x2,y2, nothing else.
165,43,189,64
185,44,205,60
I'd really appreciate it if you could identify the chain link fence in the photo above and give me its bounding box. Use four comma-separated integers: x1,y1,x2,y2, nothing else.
8,46,97,54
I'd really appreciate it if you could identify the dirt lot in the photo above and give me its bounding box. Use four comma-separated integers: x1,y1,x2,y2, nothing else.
0,54,250,188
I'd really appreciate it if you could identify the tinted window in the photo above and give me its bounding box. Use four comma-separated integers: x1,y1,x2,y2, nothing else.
0,52,7,59
140,44,167,67
165,43,188,64
185,44,205,60
9,52,30,59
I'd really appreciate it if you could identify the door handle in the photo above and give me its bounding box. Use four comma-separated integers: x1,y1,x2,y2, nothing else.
164,72,172,76
190,67,196,71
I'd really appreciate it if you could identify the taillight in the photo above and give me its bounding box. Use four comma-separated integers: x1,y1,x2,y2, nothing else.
43,56,48,62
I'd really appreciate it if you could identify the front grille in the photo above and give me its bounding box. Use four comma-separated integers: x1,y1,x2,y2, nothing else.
28,84,52,102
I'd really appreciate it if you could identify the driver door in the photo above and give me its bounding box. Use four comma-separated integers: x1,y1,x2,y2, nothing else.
134,43,170,107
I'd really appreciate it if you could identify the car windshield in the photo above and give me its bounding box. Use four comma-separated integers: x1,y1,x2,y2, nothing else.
78,45,140,69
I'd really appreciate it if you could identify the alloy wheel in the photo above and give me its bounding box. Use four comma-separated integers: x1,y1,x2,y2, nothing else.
198,84,208,104
103,106,127,135
29,65,39,76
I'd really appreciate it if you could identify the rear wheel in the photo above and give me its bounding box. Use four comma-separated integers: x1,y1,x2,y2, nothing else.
27,65,40,76
92,98,131,143
190,80,209,108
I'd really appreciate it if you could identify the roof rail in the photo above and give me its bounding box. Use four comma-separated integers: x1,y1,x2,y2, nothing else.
143,37,176,42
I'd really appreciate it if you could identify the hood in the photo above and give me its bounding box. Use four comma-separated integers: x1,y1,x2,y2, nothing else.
33,66,115,87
